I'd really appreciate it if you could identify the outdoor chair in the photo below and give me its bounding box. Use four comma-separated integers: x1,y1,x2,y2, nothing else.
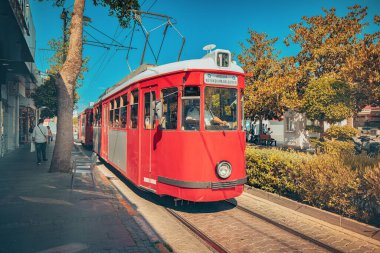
71,152,97,189
259,134,270,145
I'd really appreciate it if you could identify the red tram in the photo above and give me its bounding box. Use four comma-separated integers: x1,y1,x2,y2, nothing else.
78,107,93,147
86,49,247,202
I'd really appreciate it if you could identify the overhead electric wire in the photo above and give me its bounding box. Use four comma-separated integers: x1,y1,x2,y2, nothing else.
84,30,111,49
87,23,125,47
146,0,157,12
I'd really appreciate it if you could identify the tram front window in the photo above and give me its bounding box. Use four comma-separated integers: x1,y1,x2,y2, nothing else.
204,87,238,130
182,86,200,131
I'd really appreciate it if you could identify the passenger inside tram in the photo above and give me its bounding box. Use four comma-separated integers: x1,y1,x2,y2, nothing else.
185,104,227,128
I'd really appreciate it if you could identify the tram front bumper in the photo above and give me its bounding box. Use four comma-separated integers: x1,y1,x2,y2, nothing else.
157,176,247,189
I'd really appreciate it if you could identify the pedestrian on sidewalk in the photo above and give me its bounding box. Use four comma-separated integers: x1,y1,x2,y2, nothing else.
47,126,53,143
32,118,48,165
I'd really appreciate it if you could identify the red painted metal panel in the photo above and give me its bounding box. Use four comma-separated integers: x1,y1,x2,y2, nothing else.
96,68,246,202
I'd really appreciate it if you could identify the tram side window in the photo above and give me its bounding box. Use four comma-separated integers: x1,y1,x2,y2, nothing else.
120,94,127,128
87,112,93,126
160,88,178,130
182,86,200,131
96,106,102,127
114,98,120,128
109,100,114,127
130,90,139,129
241,89,244,130
144,91,156,130
93,109,97,127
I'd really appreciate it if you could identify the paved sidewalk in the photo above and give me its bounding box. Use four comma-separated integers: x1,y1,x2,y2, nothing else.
0,143,165,253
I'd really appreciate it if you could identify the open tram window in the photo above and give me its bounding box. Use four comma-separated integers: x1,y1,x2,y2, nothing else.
109,100,114,127
241,89,244,130
87,112,93,126
182,86,200,131
114,98,120,128
120,94,127,128
144,91,156,130
96,105,102,127
204,87,237,130
130,90,139,129
160,88,178,130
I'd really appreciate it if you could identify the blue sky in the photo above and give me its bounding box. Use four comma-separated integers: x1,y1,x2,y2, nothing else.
30,0,380,113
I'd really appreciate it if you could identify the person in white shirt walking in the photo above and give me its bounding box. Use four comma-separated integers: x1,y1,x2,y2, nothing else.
32,118,48,165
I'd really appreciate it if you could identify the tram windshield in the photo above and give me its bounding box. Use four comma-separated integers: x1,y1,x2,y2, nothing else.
204,87,238,130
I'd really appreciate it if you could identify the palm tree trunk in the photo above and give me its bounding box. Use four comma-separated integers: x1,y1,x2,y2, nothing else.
50,0,85,172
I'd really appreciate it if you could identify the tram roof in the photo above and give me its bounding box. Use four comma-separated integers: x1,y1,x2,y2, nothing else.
99,49,244,101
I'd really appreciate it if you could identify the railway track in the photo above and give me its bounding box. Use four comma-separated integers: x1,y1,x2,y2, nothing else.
166,208,230,253
166,200,343,253
224,200,342,253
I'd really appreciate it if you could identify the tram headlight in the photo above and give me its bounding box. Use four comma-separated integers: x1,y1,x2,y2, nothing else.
216,161,232,179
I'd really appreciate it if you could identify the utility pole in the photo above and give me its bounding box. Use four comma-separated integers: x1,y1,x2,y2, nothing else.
60,8,69,62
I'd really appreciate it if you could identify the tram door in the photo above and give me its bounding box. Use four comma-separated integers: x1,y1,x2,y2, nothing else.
140,86,158,189
101,103,109,161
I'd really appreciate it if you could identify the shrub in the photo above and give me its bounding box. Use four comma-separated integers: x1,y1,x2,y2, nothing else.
325,125,359,141
245,148,308,199
320,140,355,156
306,125,323,133
245,146,380,225
298,154,360,217
309,139,354,156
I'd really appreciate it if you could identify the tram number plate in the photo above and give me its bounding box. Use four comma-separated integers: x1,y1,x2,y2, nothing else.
204,73,238,86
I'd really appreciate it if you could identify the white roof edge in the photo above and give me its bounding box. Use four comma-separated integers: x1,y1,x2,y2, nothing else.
99,49,244,102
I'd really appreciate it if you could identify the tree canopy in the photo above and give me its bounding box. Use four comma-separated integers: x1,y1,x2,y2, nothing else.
31,76,58,118
239,4,379,124
302,76,355,124
285,5,380,110
237,30,300,120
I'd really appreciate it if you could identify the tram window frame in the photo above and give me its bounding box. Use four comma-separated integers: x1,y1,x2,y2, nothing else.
120,94,128,129
160,88,178,130
93,108,97,127
87,112,93,126
181,86,200,131
114,97,121,128
144,91,156,130
97,105,102,127
130,89,139,129
241,89,244,130
98,106,102,127
109,100,114,127
204,86,238,131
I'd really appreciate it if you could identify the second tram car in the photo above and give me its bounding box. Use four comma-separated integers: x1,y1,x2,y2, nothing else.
83,48,247,202
78,107,93,147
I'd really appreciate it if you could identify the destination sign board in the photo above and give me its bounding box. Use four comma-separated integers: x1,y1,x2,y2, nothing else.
204,73,238,86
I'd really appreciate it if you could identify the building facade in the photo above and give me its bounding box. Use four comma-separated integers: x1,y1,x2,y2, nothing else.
0,0,41,156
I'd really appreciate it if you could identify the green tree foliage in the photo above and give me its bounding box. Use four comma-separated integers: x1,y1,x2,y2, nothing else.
303,76,355,124
237,30,300,122
31,77,58,117
285,5,380,110
325,125,359,141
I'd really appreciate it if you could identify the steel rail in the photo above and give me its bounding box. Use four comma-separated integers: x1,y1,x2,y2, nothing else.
166,208,230,253
225,200,343,253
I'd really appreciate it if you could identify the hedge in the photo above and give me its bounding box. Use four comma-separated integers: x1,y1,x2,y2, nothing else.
246,146,380,226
